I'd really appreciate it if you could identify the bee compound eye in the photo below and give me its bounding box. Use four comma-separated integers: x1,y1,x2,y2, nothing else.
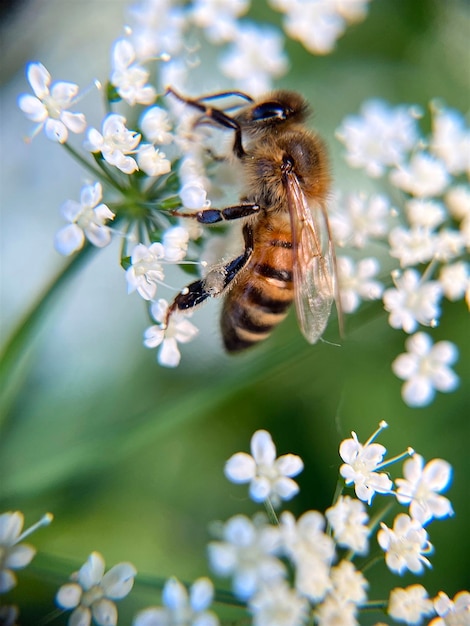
251,102,290,122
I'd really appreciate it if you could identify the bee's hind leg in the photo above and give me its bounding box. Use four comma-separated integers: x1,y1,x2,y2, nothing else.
165,224,254,323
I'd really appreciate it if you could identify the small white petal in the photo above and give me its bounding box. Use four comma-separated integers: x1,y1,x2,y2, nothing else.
27,62,51,98
5,544,36,568
44,118,68,143
250,430,276,465
18,94,48,122
56,583,82,609
69,606,92,626
92,598,118,626
55,224,85,255
0,512,23,544
62,110,87,134
275,454,304,477
78,552,105,590
0,570,16,593
224,453,256,483
190,578,214,612
101,562,136,599
249,476,271,502
158,338,181,367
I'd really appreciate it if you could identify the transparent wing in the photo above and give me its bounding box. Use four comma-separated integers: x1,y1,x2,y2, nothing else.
284,169,342,344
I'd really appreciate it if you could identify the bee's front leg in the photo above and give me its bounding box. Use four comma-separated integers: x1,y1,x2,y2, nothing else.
172,203,260,224
165,224,254,323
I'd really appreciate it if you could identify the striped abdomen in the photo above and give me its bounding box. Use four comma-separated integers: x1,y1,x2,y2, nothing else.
221,216,294,352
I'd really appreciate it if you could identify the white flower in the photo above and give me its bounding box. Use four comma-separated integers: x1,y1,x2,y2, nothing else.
378,513,432,575
207,515,284,601
0,511,52,593
162,226,190,262
18,62,86,143
137,144,171,177
224,429,304,506
191,0,250,43
180,181,209,210
383,269,443,334
392,332,459,407
337,256,383,313
439,262,470,301
314,595,358,626
111,39,156,106
445,185,470,222
339,422,393,504
248,580,308,626
282,0,347,55
128,0,187,60
280,511,335,602
126,243,165,300
55,551,136,626
133,577,219,626
140,106,173,145
388,585,434,624
388,226,437,268
325,495,369,554
434,228,465,262
329,560,368,606
330,192,390,248
405,198,446,229
85,113,140,174
54,182,115,256
395,454,454,524
431,591,470,626
430,103,470,176
336,100,420,177
390,152,450,198
144,299,199,367
219,22,288,96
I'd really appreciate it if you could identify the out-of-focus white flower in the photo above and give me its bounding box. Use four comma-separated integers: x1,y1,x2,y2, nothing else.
180,181,209,210
18,62,86,143
111,39,156,106
280,511,334,602
162,226,190,262
445,185,470,222
85,113,140,174
133,577,219,626
191,0,250,42
439,261,470,302
388,585,434,625
405,198,446,229
329,560,368,606
336,100,420,177
140,106,173,145
219,22,288,96
207,515,284,601
383,269,443,333
337,256,383,313
390,152,450,198
339,421,393,504
55,182,115,256
137,144,171,177
0,511,52,593
392,332,459,407
126,243,165,300
430,591,470,626
430,103,470,176
144,298,199,367
314,595,358,626
388,226,436,268
331,192,391,248
395,455,454,524
325,495,369,554
56,551,136,626
378,513,432,575
434,228,465,262
248,580,308,626
224,429,304,506
128,0,187,60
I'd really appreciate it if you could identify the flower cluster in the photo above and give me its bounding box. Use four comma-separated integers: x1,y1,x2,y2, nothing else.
2,424,468,625
215,425,467,626
334,99,468,407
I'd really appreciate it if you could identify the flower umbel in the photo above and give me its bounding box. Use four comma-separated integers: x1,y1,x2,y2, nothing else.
377,513,432,575
56,551,136,626
224,429,304,506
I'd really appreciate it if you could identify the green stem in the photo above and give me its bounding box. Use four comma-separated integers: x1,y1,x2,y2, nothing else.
0,245,95,427
62,142,108,183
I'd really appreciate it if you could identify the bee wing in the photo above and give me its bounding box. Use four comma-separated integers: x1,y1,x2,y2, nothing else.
284,169,341,343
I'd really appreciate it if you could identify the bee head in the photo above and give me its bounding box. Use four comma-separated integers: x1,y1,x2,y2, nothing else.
236,90,310,134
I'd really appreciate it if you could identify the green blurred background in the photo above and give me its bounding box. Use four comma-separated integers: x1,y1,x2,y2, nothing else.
1,0,469,624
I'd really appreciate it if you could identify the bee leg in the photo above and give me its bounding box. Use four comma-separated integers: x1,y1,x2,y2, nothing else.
166,87,246,158
166,223,254,321
172,203,260,224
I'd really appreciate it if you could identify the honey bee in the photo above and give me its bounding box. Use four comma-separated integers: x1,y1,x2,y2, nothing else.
165,88,342,352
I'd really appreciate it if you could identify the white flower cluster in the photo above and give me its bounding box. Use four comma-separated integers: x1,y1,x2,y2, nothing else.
334,100,468,407
2,425,468,625
217,425,468,626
